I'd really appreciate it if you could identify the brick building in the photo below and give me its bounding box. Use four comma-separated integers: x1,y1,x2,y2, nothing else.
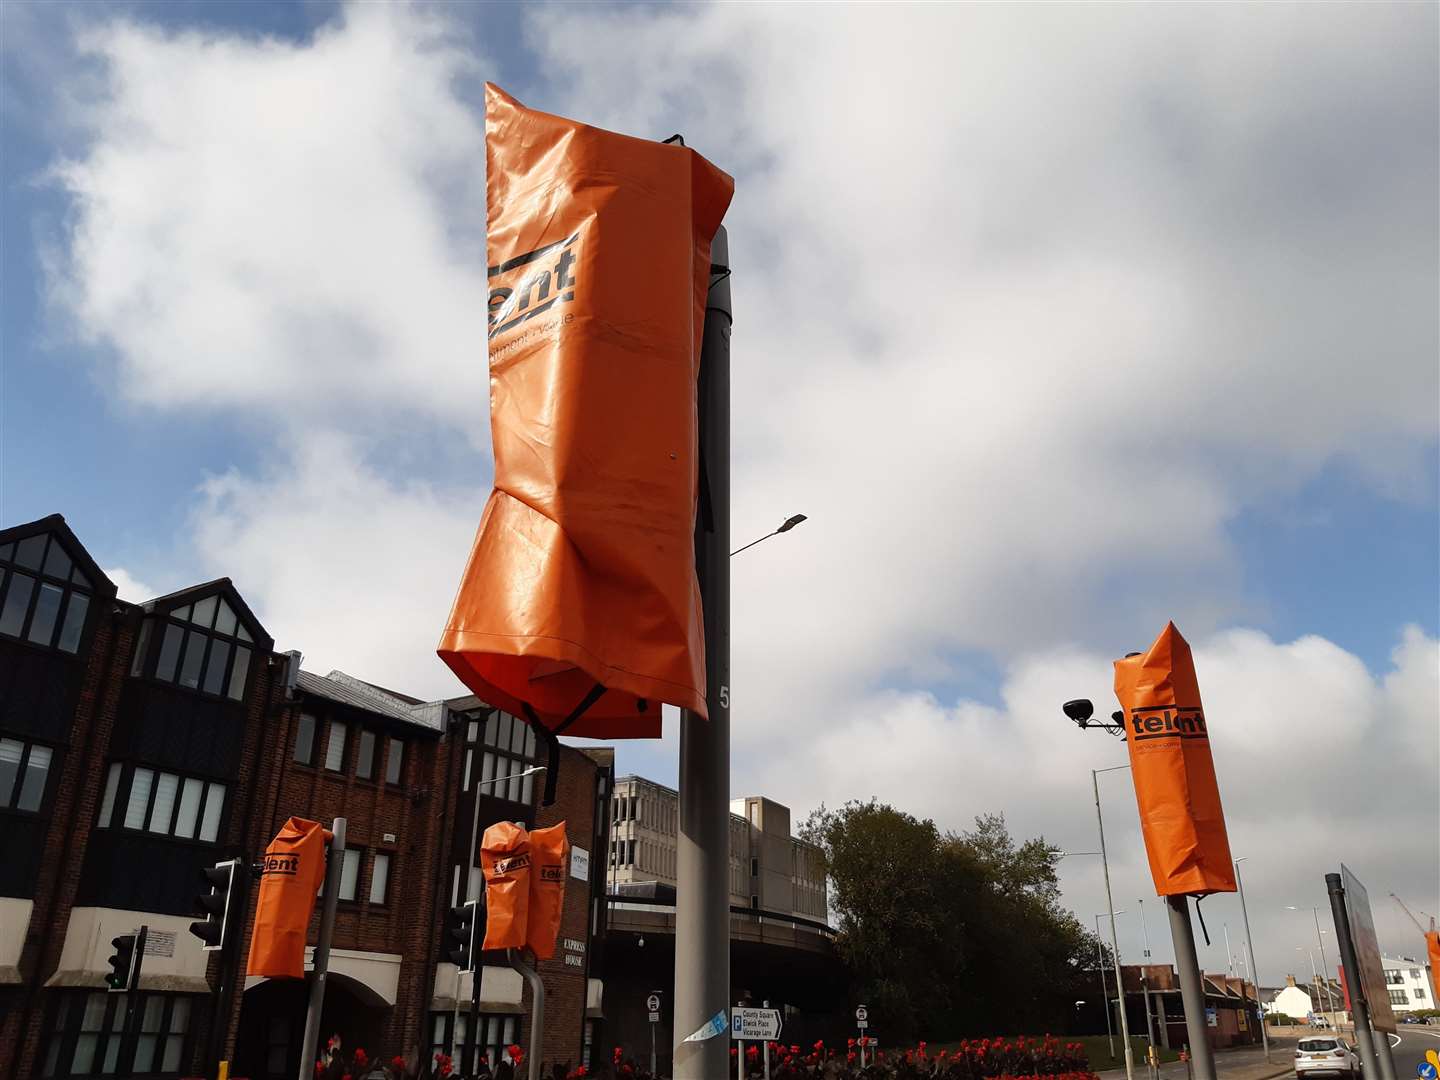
0,514,614,1080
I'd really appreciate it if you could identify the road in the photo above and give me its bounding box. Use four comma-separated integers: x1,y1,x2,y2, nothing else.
1097,1036,1298,1080
1388,1024,1440,1080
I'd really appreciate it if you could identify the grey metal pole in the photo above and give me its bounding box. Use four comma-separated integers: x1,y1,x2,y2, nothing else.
1234,860,1270,1061
510,950,545,1080
298,817,346,1080
1325,874,1385,1080
1138,900,1157,1055
675,226,731,1080
1311,908,1339,1023
1166,894,1217,1080
1094,770,1136,1080
1096,914,1116,1058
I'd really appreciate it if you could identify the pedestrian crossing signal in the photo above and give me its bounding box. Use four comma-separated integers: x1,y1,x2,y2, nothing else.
105,926,146,993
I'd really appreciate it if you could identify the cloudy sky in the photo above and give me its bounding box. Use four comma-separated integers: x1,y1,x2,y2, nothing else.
3,1,1436,987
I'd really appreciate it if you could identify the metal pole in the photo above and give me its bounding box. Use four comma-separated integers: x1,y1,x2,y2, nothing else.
1312,908,1338,1023
1096,914,1116,1058
1325,874,1385,1080
1166,894,1217,1080
1138,900,1156,1055
652,1014,658,1077
1234,860,1270,1061
510,949,545,1080
298,817,345,1080
1095,770,1135,1080
675,225,731,1080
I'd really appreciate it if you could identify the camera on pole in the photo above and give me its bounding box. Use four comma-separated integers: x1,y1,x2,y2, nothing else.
189,857,243,951
105,926,146,992
448,899,479,973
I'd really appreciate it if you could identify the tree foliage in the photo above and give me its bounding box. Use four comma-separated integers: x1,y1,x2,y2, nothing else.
801,802,1100,1042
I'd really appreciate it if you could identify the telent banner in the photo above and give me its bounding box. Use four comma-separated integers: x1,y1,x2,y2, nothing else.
247,817,331,979
439,84,733,740
1114,622,1236,897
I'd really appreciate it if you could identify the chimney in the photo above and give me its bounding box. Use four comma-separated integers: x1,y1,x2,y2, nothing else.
1286,975,1297,988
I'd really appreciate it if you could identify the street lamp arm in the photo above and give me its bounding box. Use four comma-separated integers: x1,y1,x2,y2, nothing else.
731,514,807,557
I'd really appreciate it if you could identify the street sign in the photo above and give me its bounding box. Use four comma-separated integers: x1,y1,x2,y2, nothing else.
650,1012,660,1023
731,1008,782,1041
1205,1008,1217,1028
648,993,661,1013
855,1005,868,1028
1341,864,1396,1034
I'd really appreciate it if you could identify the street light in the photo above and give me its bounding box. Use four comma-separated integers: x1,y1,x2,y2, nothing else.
730,514,807,557
1287,905,1338,1022
1233,858,1270,1061
1094,909,1130,1060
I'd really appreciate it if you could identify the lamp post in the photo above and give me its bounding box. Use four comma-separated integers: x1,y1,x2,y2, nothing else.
1297,946,1322,1019
1136,899,1157,1056
1092,765,1137,1080
1094,910,1129,1060
1233,858,1269,1061
1287,906,1338,1022
729,514,807,557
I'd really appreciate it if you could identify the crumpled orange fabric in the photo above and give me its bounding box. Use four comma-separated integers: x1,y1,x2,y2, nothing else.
1114,622,1236,897
438,83,733,737
1427,931,1440,1004
481,821,532,951
247,817,332,978
526,822,570,960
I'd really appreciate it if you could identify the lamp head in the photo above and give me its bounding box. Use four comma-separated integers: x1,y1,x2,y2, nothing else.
1063,699,1095,725
777,514,807,533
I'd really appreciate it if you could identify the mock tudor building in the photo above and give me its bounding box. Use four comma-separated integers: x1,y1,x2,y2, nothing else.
0,514,614,1080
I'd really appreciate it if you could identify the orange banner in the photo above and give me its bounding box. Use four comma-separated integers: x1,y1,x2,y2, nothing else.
481,821,532,951
438,83,733,739
1114,622,1236,897
1427,931,1440,1004
526,822,570,959
247,817,331,978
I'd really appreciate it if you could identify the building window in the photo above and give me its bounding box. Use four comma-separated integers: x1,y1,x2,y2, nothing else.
386,737,404,786
1414,987,1427,1000
97,763,226,842
294,713,317,765
751,857,759,877
0,736,54,813
1389,990,1408,1005
477,713,538,803
40,990,192,1077
1410,969,1423,980
339,846,362,901
370,852,391,905
144,594,253,701
1386,970,1404,985
355,730,377,780
324,721,347,772
428,1011,518,1071
0,534,93,654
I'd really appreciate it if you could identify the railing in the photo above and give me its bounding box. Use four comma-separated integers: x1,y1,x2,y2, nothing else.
606,894,837,942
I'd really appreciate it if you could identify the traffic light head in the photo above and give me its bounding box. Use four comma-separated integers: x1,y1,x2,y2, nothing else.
448,900,479,973
105,928,144,993
188,859,240,952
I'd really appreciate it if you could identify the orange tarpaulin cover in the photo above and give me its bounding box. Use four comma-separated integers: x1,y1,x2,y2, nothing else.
481,821,531,951
1427,931,1440,1003
1114,622,1236,897
247,817,332,978
527,822,570,960
437,83,734,738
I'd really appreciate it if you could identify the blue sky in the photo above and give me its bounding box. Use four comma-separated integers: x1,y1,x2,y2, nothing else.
2,0,1436,975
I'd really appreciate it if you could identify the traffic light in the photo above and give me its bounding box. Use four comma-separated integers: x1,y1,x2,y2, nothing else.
105,926,146,993
189,857,242,952
448,899,479,973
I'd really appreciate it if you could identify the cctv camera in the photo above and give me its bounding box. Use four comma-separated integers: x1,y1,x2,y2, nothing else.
1063,699,1095,724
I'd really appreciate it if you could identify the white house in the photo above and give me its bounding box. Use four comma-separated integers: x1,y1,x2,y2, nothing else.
1383,955,1434,1014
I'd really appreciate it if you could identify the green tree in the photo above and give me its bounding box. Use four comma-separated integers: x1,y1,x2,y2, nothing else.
802,801,1099,1041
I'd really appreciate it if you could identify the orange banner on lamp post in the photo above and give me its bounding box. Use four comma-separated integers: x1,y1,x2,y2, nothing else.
247,817,332,978
438,84,734,740
526,822,570,960
1114,622,1236,897
481,821,532,952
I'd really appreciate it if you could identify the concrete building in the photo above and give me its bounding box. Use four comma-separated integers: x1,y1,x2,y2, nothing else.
605,777,827,923
1382,955,1434,1013
0,513,615,1080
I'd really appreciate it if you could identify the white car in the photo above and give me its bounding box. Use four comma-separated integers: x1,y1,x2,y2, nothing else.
1294,1037,1361,1080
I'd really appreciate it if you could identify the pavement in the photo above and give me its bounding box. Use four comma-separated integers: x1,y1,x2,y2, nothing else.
1097,1036,1299,1080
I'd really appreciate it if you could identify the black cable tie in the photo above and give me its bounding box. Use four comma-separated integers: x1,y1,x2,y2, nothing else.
1194,895,1212,946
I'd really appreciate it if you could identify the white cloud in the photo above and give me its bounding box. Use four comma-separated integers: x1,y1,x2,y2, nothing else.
46,3,490,437
103,565,157,603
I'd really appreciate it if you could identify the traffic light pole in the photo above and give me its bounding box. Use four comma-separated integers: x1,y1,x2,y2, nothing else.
1167,895,1217,1080
674,227,731,1080
297,817,345,1080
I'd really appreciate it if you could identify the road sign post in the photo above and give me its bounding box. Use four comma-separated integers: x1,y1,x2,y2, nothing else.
1167,895,1218,1080
650,992,662,1076
856,1006,868,1067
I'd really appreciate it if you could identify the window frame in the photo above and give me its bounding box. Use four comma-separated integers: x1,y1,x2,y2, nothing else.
323,720,348,773
369,850,392,906
472,712,539,804
293,712,318,766
355,729,377,781
0,733,57,815
131,593,255,703
385,736,405,787
39,989,194,1078
96,761,228,845
0,533,95,656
